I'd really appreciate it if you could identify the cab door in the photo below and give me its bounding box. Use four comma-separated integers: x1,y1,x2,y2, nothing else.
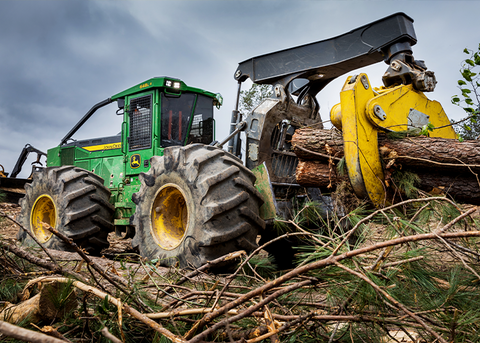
125,91,156,176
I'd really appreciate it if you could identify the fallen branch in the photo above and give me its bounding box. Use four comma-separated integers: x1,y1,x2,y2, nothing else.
331,197,465,256
0,320,67,343
158,250,246,300
21,277,186,343
43,223,150,312
1,281,77,325
0,239,86,283
187,230,480,343
208,232,315,312
100,327,122,343
30,324,71,342
0,211,58,265
245,313,312,343
334,262,447,343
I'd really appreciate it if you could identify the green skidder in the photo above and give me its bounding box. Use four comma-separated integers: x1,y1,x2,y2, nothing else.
18,77,265,268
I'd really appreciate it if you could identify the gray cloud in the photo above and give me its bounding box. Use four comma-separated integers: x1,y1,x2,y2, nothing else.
0,0,478,177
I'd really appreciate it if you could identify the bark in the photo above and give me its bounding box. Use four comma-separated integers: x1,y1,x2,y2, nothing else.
0,281,77,324
295,160,346,189
292,128,480,171
35,326,71,342
0,320,66,343
292,128,480,203
416,170,480,204
292,128,345,160
100,327,123,343
25,277,186,343
296,160,480,205
296,159,480,203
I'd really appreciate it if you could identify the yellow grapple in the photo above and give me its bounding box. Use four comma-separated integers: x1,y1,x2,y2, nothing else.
330,73,456,207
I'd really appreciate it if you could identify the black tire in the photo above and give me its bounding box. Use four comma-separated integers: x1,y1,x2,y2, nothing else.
131,144,265,268
18,166,114,254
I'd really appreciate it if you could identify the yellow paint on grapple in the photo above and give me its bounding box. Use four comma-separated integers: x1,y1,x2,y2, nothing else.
337,74,386,207
366,84,457,139
331,73,457,208
151,184,189,250
30,194,56,243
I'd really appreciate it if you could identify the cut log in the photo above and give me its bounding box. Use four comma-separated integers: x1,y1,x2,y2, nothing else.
295,160,346,189
296,159,480,204
292,128,480,172
0,281,77,324
293,128,480,204
292,128,345,161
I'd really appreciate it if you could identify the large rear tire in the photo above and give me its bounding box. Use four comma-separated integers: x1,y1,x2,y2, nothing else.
131,144,265,268
18,166,114,254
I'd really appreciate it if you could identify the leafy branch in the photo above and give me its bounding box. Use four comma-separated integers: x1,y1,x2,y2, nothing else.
452,44,480,139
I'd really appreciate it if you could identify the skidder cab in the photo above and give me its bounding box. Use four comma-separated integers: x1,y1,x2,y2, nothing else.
18,77,265,268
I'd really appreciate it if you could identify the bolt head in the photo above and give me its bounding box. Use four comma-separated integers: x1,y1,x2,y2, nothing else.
391,61,402,72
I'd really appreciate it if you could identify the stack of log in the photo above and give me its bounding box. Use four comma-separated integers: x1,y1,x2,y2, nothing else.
292,128,480,204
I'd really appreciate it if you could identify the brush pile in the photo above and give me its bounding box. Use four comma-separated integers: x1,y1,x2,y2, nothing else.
1,194,480,342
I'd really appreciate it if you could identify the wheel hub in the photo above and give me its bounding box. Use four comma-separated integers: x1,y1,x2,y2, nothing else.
151,184,189,250
30,194,56,243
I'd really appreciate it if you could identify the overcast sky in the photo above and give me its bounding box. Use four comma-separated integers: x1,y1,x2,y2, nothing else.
0,0,478,177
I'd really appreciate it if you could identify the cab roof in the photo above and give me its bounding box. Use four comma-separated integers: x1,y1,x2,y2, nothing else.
111,77,222,107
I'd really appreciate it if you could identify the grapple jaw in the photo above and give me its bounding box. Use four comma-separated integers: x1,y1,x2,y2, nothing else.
331,73,457,207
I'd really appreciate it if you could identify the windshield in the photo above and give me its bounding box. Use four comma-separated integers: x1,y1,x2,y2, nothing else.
187,95,214,145
161,93,214,147
161,93,195,147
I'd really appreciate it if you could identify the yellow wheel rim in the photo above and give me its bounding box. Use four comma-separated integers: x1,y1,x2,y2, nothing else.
30,194,56,243
151,184,189,250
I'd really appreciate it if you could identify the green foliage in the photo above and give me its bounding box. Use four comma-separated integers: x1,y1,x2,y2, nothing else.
452,44,480,139
239,83,273,117
391,170,420,198
47,279,75,310
96,295,115,315
2,196,480,342
0,190,6,203
241,254,278,279
420,122,435,136
336,156,346,176
0,278,23,303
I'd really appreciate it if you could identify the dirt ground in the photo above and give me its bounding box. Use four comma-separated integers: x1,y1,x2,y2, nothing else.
0,203,21,241
1,202,131,251
0,202,170,276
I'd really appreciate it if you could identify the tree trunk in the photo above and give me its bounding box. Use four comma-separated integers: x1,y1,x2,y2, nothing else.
295,160,346,189
0,281,77,324
292,128,480,204
296,159,480,204
292,128,480,172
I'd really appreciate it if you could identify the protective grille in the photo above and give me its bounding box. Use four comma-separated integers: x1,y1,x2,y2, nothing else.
272,153,298,179
270,120,298,179
129,95,152,151
60,147,75,165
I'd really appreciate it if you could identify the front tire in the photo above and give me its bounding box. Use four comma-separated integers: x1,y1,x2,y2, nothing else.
132,144,265,268
18,166,114,254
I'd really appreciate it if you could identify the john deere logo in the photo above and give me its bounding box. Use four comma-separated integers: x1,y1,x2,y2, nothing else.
130,154,141,169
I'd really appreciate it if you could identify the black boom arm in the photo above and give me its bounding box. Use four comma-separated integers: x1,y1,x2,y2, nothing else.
10,144,47,178
60,98,113,146
234,12,417,95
